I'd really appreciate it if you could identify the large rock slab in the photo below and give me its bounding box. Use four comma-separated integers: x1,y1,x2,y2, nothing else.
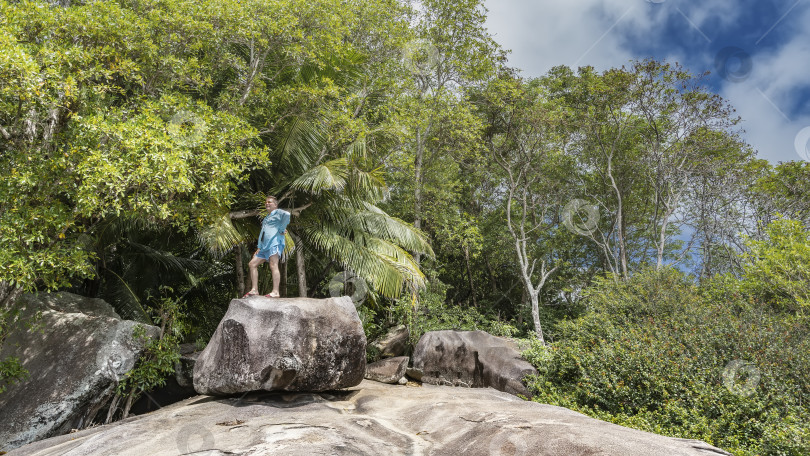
0,292,159,451
7,380,731,456
193,296,366,395
412,330,537,397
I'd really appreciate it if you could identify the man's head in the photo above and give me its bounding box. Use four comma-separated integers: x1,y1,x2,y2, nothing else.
265,196,278,213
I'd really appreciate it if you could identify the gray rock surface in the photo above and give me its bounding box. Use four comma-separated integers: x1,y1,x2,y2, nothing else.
371,324,409,357
193,296,366,395
174,343,200,389
412,330,538,397
7,379,731,456
406,367,424,381
365,356,409,384
0,292,159,451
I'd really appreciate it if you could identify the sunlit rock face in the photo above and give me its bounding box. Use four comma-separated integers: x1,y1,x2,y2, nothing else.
193,296,366,395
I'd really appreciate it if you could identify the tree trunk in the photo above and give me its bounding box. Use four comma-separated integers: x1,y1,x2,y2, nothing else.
295,237,307,297
606,154,629,279
618,202,629,279
280,260,287,297
80,389,112,429
529,291,545,344
517,287,527,328
463,243,478,308
121,386,137,419
656,218,666,271
414,129,424,265
105,393,121,424
235,245,245,297
483,256,500,294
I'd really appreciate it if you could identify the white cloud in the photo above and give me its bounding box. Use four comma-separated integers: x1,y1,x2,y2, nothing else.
483,0,810,164
483,0,637,74
716,2,810,163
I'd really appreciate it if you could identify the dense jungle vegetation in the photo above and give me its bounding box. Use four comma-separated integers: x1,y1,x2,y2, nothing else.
1,0,808,454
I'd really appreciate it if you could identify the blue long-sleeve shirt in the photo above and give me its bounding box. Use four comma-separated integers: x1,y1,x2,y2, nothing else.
258,208,291,251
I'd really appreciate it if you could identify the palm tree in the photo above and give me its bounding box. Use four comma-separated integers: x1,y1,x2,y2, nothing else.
201,54,434,299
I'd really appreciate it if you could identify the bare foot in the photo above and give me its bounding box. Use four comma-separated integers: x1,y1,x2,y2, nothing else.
265,291,280,298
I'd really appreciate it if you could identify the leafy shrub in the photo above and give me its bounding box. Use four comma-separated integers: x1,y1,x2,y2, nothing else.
522,267,810,456
104,289,187,422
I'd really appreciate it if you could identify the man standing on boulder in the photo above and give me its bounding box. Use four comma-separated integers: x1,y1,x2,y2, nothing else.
244,196,290,298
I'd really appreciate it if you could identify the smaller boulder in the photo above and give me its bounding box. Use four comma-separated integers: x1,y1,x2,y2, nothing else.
405,367,423,381
412,330,538,397
371,325,409,357
364,356,409,384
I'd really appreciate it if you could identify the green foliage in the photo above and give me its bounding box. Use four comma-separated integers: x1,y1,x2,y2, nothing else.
0,356,26,395
115,290,186,411
0,0,269,292
742,218,810,313
750,162,810,225
383,272,522,352
522,267,810,456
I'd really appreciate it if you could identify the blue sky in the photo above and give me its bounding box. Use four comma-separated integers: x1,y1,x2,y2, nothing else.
483,0,810,164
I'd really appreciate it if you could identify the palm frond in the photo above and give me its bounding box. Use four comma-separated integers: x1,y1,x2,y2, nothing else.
198,214,252,257
346,205,435,257
290,157,349,194
347,166,388,202
122,241,210,276
102,269,151,324
346,137,367,161
301,222,425,298
275,117,325,174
